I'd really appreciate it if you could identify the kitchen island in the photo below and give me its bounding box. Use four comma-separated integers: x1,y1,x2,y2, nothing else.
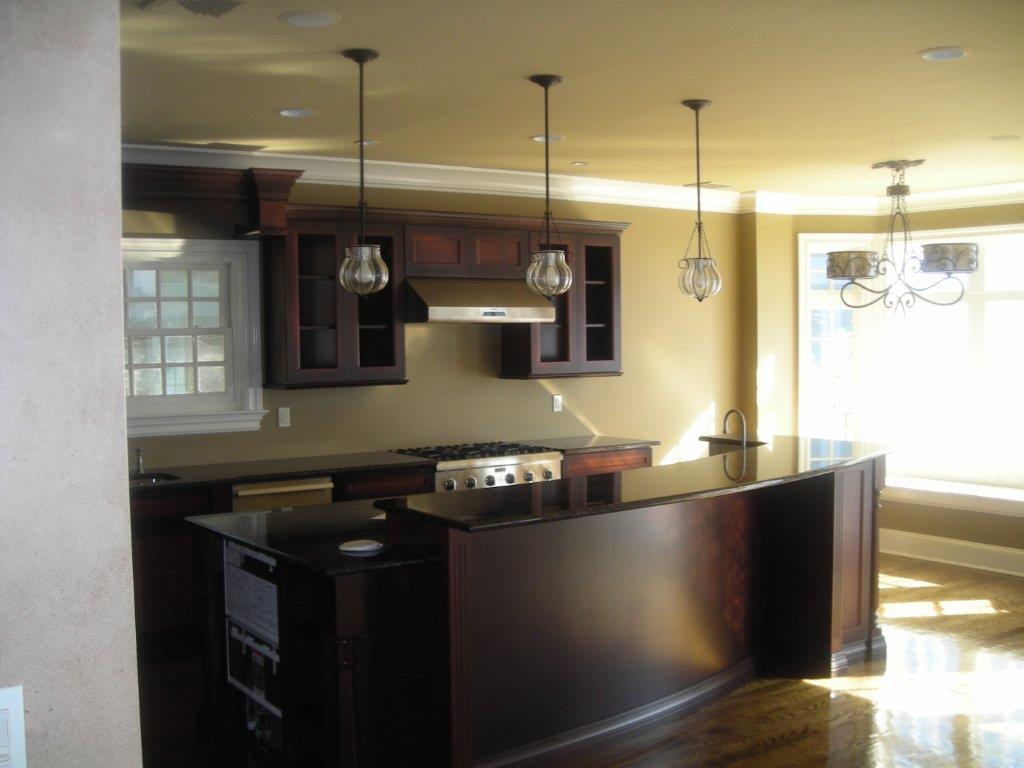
190,436,886,767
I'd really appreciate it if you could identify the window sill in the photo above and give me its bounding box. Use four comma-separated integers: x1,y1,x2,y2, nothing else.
883,475,1024,518
127,409,268,437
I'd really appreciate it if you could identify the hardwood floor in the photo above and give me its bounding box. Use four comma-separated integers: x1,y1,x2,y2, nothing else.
534,555,1024,768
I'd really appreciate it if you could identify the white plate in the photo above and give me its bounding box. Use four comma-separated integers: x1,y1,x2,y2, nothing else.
338,538,384,555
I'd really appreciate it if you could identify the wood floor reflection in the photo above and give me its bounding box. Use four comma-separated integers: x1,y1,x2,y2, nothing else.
534,555,1024,767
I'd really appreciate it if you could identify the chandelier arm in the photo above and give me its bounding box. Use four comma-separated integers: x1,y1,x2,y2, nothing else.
838,279,891,309
902,276,967,306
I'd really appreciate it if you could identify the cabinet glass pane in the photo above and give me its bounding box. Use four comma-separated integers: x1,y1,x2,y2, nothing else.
165,366,196,395
128,301,158,329
160,301,189,328
197,365,226,393
127,270,156,297
192,301,220,328
132,368,163,396
196,334,224,362
159,270,188,298
191,270,220,297
164,335,193,363
131,336,162,364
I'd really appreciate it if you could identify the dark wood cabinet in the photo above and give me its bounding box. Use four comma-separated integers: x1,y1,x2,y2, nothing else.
562,446,652,478
405,225,531,278
500,232,622,378
263,220,406,388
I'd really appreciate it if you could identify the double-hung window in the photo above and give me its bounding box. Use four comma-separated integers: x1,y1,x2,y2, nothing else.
122,238,266,436
798,225,1024,503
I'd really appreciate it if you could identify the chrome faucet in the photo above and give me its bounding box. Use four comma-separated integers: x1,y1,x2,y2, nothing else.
722,409,748,448
135,446,144,475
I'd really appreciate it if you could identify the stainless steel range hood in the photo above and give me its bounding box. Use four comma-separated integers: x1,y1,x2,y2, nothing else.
405,277,556,323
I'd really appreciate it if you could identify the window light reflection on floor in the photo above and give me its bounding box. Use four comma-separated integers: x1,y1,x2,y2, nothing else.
880,599,1003,619
878,573,941,589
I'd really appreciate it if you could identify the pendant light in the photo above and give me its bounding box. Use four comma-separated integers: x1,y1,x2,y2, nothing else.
525,74,573,298
678,99,722,302
826,159,978,316
338,48,389,296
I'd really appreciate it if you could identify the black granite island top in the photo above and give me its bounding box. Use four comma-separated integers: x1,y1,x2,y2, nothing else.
186,500,437,576
376,435,887,532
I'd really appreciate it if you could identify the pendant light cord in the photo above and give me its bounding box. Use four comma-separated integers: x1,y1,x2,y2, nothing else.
694,105,702,230
357,57,366,246
544,83,552,248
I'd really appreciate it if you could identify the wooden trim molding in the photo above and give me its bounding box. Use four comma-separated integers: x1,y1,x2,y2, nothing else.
880,528,1024,578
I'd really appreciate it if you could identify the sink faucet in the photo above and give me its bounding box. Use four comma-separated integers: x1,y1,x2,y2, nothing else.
722,409,748,448
135,446,144,474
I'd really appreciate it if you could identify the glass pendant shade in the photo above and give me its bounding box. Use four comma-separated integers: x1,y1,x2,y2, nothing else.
526,249,573,297
339,244,389,296
678,256,722,303
920,242,979,274
826,250,879,279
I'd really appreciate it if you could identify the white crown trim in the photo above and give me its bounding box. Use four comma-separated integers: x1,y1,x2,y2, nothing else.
123,144,1024,217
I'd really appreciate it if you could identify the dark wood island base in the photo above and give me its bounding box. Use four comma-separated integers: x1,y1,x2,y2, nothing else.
189,436,886,767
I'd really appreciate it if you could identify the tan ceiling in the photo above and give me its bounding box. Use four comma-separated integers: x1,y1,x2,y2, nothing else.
121,0,1024,196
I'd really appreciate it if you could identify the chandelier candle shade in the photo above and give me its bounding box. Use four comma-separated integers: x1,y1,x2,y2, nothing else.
678,99,722,303
826,160,978,314
338,48,389,297
525,74,573,298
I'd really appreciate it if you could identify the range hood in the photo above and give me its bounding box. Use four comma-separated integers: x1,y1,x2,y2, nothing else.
405,277,556,323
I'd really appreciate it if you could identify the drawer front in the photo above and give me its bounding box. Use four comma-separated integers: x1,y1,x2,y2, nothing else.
561,447,652,478
335,468,435,500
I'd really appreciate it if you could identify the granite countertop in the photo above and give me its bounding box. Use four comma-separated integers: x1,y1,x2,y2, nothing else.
527,436,659,454
130,450,435,489
187,500,437,576
377,436,887,533
130,437,657,490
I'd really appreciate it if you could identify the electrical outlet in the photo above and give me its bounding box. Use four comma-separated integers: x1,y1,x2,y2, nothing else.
552,394,563,412
0,685,26,768
278,407,291,428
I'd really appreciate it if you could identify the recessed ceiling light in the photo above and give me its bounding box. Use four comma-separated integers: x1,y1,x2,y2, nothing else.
989,134,1022,142
279,11,341,28
278,108,316,118
354,138,379,146
918,46,967,61
530,134,564,142
570,160,590,167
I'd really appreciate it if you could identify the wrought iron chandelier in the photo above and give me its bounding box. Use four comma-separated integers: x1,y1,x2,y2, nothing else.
826,160,978,314
678,99,722,303
525,74,573,298
338,48,390,297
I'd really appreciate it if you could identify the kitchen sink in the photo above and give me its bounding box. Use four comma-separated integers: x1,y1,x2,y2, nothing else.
129,471,180,485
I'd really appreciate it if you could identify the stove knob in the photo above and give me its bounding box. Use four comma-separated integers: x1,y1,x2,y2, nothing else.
523,471,535,482
485,476,496,486
443,478,457,491
465,477,477,489
542,469,554,480
505,473,515,484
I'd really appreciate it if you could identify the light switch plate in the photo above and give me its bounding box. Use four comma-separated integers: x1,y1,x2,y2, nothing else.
552,394,563,412
0,685,26,768
278,407,291,428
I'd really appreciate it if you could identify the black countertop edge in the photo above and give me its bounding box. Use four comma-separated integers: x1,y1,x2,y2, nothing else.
130,450,435,490
376,437,889,533
526,436,660,454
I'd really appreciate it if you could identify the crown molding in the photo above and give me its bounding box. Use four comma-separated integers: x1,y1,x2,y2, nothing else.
122,144,739,213
123,144,1024,218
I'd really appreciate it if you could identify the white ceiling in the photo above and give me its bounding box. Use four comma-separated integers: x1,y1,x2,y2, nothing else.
120,0,1024,197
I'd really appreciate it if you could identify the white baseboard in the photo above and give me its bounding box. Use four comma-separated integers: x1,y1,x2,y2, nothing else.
880,528,1024,578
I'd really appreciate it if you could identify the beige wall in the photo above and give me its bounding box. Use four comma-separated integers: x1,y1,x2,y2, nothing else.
0,2,142,766
129,185,744,468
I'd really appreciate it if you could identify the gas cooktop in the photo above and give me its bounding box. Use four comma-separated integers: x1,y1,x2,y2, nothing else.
393,442,554,462
391,442,562,491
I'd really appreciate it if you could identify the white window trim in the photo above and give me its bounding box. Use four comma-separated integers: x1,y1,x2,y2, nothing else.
797,224,1024,513
122,238,267,437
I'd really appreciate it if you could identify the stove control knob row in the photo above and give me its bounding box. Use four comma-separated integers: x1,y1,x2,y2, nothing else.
443,478,456,491
542,469,554,480
465,477,477,489
523,471,534,482
485,476,496,486
505,473,515,484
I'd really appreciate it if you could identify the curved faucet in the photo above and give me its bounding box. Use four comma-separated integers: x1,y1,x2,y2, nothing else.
722,409,748,449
